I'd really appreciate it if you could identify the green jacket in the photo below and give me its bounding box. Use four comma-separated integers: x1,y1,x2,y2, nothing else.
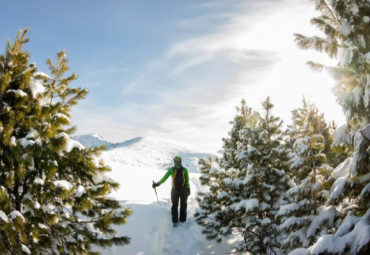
158,166,190,189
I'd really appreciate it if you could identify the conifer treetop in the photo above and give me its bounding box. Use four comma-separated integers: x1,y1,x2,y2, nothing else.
0,29,131,255
294,0,370,126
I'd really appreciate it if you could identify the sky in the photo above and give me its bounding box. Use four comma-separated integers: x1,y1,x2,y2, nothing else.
1,0,346,152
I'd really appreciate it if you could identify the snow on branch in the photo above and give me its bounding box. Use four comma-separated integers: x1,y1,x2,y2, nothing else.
9,211,25,222
307,206,338,238
332,124,351,147
310,209,370,255
0,210,9,223
54,180,73,191
7,89,28,97
29,78,45,98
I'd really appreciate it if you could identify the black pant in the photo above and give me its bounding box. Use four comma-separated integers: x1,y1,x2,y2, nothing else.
171,187,188,223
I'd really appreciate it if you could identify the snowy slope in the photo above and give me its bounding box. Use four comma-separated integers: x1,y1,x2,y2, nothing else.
74,134,235,254
74,134,215,172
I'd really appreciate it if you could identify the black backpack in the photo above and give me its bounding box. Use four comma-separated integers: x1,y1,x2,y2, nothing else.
173,167,185,189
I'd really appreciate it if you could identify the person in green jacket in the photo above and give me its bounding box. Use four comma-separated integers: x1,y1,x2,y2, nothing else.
152,156,190,226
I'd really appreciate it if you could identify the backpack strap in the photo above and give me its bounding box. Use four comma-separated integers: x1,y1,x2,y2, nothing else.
182,169,185,187
172,167,176,187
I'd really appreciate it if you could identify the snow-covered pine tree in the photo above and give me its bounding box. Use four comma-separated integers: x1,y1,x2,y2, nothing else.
230,97,289,254
195,100,260,243
0,29,131,254
196,98,289,254
291,0,370,254
278,99,337,252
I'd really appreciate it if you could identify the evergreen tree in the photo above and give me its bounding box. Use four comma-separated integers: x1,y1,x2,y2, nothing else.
196,98,289,254
233,97,289,254
195,157,231,242
195,100,259,243
0,29,131,254
278,99,337,252
295,0,370,127
292,1,370,254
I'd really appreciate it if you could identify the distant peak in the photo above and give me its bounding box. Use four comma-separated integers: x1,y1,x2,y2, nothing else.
73,133,112,148
91,133,104,140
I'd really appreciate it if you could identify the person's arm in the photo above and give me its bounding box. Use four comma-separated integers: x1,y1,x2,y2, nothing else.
184,168,190,189
157,168,173,186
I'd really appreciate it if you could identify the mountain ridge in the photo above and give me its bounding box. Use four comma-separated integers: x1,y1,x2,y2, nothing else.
74,134,216,172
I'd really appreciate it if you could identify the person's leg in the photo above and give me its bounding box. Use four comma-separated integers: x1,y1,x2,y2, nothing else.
179,188,188,222
171,188,180,223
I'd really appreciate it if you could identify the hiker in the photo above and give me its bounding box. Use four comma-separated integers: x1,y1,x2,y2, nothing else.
152,156,190,226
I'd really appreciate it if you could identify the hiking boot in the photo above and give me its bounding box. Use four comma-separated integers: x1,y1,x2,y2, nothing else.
173,222,178,227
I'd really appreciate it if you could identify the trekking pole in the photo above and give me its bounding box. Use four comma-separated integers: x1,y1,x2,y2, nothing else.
152,181,159,202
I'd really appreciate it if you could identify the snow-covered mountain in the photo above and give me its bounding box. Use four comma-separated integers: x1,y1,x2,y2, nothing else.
74,134,215,172
73,134,235,254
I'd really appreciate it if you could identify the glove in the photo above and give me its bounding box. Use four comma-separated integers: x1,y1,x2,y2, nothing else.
152,182,159,188
187,188,191,196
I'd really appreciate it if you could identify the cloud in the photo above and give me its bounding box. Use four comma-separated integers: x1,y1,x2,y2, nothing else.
72,0,285,150
72,0,345,151
119,9,280,107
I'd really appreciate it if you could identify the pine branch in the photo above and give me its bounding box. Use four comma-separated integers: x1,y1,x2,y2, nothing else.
243,227,262,243
294,34,326,51
19,28,30,45
307,61,325,72
312,0,337,22
320,0,337,22
310,17,338,38
295,33,340,58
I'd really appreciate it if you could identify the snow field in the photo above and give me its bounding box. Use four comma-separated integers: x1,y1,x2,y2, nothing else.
97,168,234,254
80,136,236,254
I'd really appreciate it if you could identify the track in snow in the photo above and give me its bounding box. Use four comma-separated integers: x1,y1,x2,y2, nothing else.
98,179,234,255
